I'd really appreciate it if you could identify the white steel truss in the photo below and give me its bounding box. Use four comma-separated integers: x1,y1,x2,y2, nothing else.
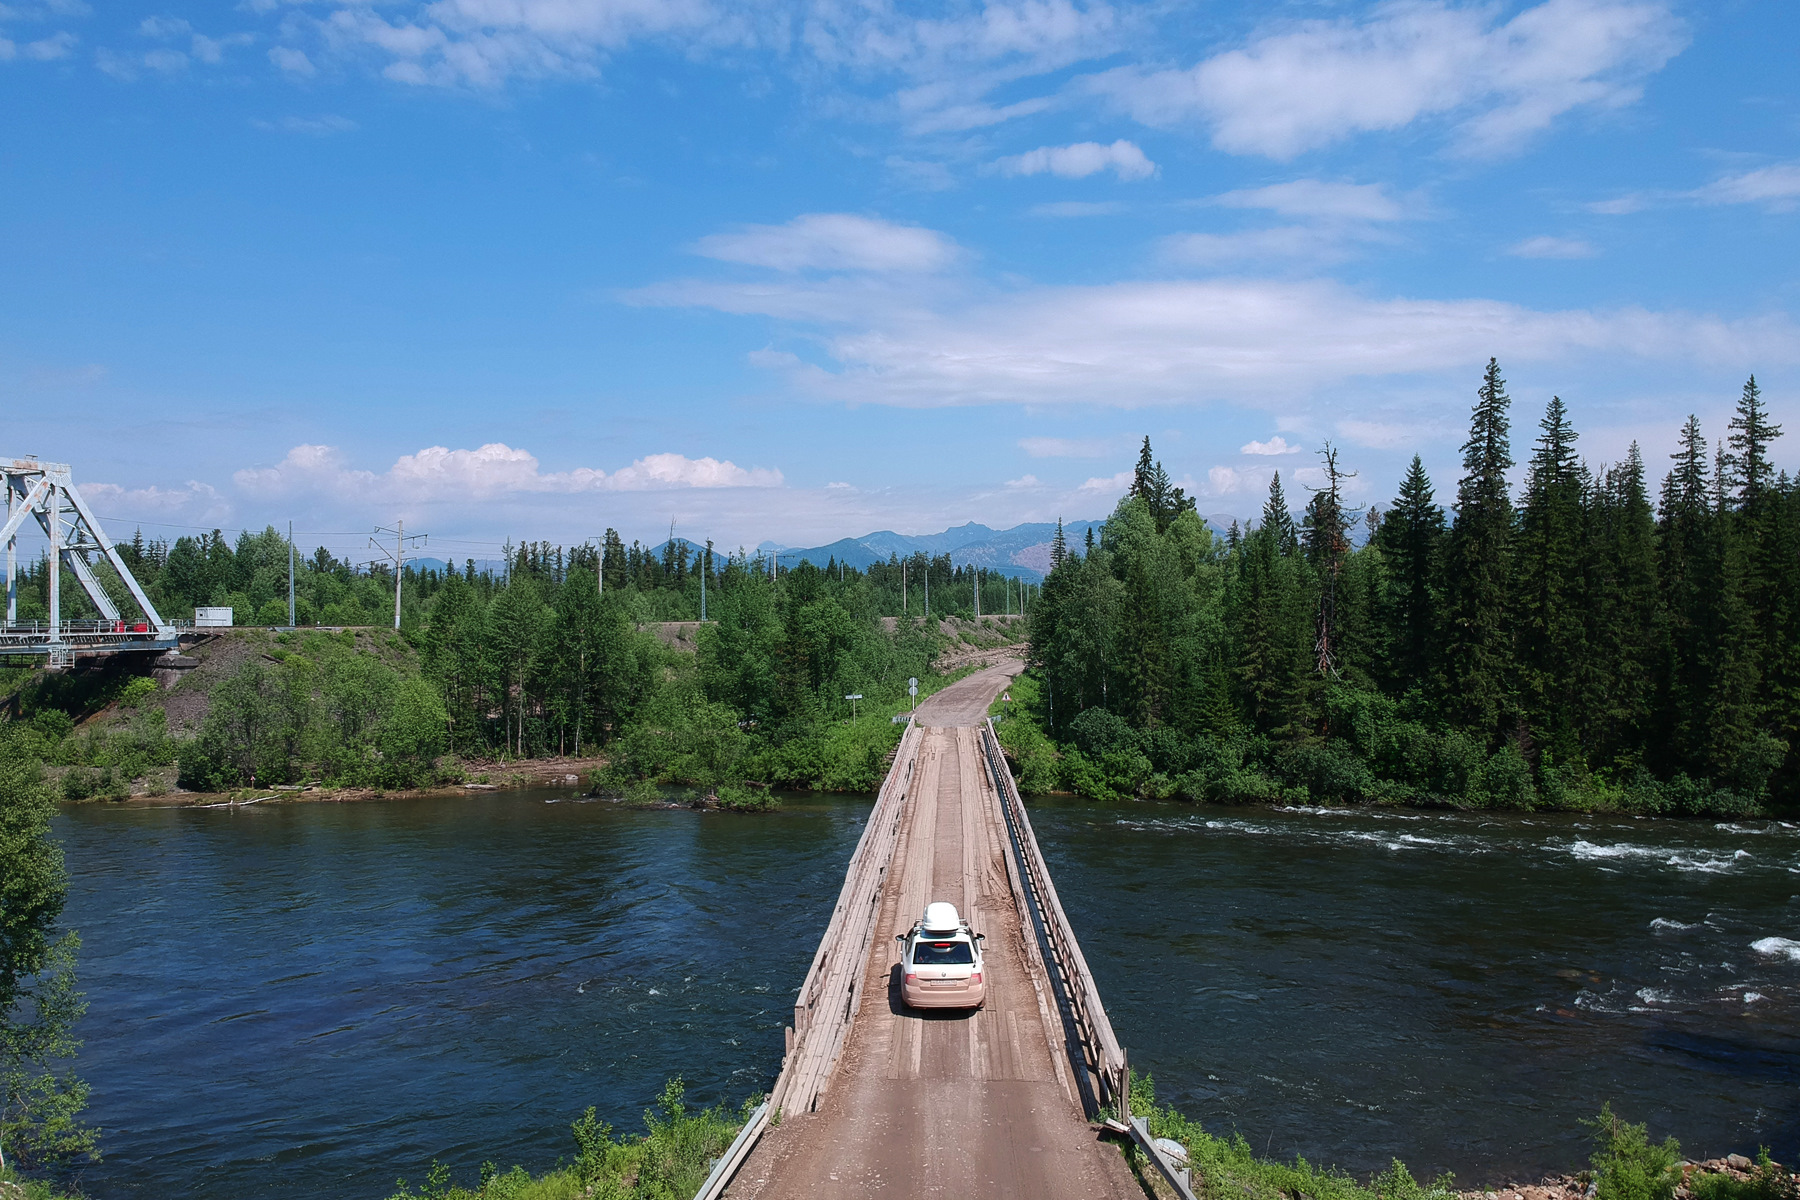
2,456,171,642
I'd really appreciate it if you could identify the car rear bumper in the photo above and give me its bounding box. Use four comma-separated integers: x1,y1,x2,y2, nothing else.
902,979,985,1009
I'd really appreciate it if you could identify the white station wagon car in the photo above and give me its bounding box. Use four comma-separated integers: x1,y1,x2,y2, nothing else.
898,901,985,1009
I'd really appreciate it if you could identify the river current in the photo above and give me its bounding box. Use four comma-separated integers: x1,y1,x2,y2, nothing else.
53,792,1799,1198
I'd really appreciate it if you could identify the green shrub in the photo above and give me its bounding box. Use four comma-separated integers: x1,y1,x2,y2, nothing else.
1586,1103,1683,1200
715,782,778,811
116,677,158,709
1689,1150,1798,1200
1475,743,1537,809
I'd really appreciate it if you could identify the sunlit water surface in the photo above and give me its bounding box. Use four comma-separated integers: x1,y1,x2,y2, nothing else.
54,792,1800,1198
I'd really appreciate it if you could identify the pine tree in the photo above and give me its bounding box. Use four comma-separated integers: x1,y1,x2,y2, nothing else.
1588,446,1658,773
1441,358,1517,740
1653,417,1713,771
1050,518,1067,568
1516,395,1588,761
1261,472,1299,556
1375,456,1445,694
1723,375,1782,505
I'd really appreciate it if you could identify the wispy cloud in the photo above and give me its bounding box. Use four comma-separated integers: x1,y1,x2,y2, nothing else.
234,443,783,501
1509,235,1599,259
692,213,958,273
1083,0,1685,159
1027,200,1125,218
1213,179,1408,222
640,233,1800,409
1690,162,1800,212
1241,436,1301,455
252,114,358,135
993,139,1155,181
1019,435,1126,458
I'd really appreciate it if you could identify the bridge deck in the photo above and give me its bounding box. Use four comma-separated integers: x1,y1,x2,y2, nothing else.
726,665,1140,1200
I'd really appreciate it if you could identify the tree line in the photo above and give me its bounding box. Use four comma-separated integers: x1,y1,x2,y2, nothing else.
1021,364,1795,815
5,524,1036,631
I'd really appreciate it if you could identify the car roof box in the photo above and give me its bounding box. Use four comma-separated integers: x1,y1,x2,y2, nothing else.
922,902,961,933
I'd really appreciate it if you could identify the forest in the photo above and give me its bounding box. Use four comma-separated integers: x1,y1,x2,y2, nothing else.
1016,363,1796,816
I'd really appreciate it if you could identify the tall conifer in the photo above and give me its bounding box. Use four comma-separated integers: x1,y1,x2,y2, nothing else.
1376,456,1445,693
1441,358,1517,739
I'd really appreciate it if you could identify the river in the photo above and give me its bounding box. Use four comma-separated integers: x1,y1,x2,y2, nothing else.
53,792,1799,1198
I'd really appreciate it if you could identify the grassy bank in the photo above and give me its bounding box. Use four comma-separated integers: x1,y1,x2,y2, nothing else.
1117,1077,1795,1200
0,1163,83,1200
384,1080,755,1200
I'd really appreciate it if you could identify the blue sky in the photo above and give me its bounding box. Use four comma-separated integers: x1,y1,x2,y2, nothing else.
2,0,1796,562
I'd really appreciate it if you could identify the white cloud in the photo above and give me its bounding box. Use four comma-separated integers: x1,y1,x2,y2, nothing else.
994,139,1155,181
1587,195,1645,215
1214,179,1407,222
139,14,188,38
1691,162,1800,212
1241,436,1301,455
692,213,958,273
235,443,783,500
1005,473,1042,489
269,45,314,75
1509,235,1599,259
1084,0,1685,159
1019,436,1121,458
1200,465,1271,497
1,30,75,59
253,114,358,135
1077,470,1132,492
83,480,232,525
1162,225,1360,266
1028,200,1125,217
638,270,1800,410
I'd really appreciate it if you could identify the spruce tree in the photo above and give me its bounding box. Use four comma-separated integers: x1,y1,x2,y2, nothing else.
1261,472,1299,556
1441,358,1517,740
1588,447,1658,773
1723,375,1782,505
1375,456,1445,695
1516,395,1588,762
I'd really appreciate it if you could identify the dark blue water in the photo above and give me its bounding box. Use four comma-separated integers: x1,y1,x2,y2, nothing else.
55,790,868,1199
52,794,1800,1198
1034,801,1800,1180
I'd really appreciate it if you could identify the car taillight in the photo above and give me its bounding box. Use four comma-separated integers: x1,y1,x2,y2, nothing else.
905,973,916,983
970,972,981,984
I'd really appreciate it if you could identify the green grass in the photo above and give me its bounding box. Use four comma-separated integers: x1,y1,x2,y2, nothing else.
1119,1072,1456,1200
0,1163,83,1200
385,1079,755,1200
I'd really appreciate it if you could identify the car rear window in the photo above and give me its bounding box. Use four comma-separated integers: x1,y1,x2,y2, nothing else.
912,940,974,965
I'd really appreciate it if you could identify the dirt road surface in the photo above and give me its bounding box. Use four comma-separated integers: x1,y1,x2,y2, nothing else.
727,668,1139,1200
912,660,1026,728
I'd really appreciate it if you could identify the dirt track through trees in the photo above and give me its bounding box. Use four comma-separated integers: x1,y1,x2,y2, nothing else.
727,665,1139,1200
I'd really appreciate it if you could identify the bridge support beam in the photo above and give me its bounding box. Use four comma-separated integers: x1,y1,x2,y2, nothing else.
2,456,173,651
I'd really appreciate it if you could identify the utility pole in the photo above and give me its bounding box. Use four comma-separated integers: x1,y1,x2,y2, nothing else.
902,559,907,616
370,520,427,631
598,530,604,596
924,561,929,618
287,520,296,628
974,567,980,620
701,539,710,621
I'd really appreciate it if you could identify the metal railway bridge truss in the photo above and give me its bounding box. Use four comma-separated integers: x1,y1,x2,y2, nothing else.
2,456,180,665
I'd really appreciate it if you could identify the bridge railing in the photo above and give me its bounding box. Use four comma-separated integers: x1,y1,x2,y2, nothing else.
767,718,922,1118
979,718,1128,1113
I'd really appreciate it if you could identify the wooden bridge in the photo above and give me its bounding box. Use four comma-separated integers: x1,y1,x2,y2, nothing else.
694,664,1198,1200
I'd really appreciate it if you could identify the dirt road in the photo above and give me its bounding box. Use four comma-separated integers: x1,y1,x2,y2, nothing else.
912,660,1027,728
728,669,1138,1200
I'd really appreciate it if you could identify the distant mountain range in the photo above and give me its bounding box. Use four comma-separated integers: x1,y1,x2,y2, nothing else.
753,520,1109,582
409,517,1251,584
